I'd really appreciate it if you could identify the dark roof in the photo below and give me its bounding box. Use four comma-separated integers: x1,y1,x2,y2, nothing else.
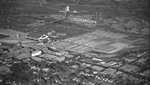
0,34,9,39
27,33,43,39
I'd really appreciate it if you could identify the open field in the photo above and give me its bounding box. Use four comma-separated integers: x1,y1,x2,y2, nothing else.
53,30,140,54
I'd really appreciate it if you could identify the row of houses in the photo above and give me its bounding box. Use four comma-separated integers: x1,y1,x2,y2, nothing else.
0,8,23,14
68,15,97,25
50,13,97,27
0,0,17,3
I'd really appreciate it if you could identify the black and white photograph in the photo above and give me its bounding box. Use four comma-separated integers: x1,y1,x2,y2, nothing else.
0,0,149,85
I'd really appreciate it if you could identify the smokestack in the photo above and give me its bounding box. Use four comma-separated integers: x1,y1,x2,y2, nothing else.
100,12,102,20
96,12,98,19
64,6,70,19
65,6,70,13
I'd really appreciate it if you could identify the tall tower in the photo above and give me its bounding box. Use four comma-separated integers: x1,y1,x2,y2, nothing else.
96,12,102,19
64,6,70,19
96,12,98,19
65,6,70,12
99,12,102,20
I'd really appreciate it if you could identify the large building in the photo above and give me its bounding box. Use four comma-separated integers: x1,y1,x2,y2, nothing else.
68,15,97,24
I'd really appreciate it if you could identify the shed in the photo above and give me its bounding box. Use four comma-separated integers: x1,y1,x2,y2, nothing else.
31,50,42,57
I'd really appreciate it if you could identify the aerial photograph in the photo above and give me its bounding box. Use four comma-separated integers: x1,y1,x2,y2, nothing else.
0,0,149,85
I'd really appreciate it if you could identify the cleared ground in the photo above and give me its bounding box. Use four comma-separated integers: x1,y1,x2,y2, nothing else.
53,30,139,54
